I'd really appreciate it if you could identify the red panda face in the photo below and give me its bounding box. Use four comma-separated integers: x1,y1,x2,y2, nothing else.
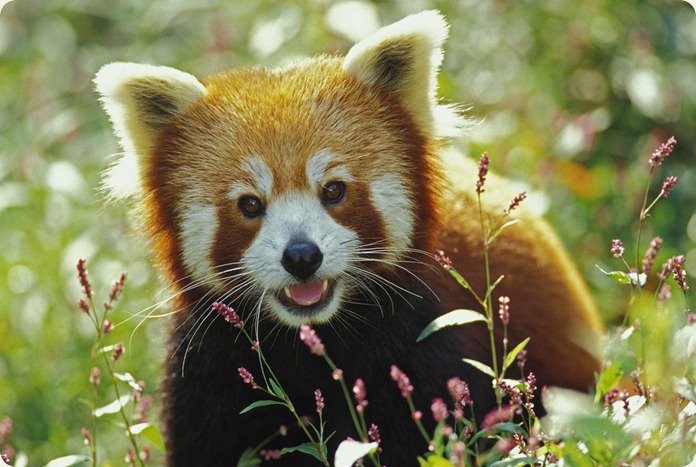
147,60,426,326
95,11,461,327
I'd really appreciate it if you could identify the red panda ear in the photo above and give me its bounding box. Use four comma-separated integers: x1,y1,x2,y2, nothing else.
342,10,463,139
94,63,206,197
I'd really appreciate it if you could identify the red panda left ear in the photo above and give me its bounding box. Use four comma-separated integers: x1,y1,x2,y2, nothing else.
342,10,463,139
94,62,206,198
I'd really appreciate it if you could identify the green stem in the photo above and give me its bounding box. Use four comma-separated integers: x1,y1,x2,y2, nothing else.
321,354,366,441
407,396,431,444
320,354,380,466
478,194,501,405
635,169,654,295
90,381,98,466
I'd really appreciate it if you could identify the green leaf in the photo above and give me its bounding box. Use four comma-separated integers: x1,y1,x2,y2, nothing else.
417,454,452,467
462,358,496,378
571,415,633,453
93,394,130,417
237,448,261,467
130,422,166,452
484,275,506,303
594,363,624,403
490,422,526,435
239,399,286,415
417,309,486,342
45,456,91,467
596,266,646,286
488,219,520,244
280,442,326,463
490,456,544,467
503,337,531,372
268,378,286,399
448,268,474,292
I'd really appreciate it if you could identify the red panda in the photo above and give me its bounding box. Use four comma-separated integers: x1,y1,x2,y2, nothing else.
95,10,602,466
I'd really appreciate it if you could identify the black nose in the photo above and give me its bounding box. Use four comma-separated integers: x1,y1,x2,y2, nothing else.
282,240,323,280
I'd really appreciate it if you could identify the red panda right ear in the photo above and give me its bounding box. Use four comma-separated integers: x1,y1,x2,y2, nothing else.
342,10,464,139
94,62,206,198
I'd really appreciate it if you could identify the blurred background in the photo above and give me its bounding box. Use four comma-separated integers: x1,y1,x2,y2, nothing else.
0,0,694,463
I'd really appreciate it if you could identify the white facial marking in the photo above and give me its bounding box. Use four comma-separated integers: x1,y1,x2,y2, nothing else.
306,150,353,187
228,156,274,200
179,203,220,287
241,191,358,326
370,174,415,260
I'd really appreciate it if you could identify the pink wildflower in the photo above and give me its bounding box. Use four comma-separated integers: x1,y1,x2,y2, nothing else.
89,367,101,386
136,395,153,423
658,255,685,281
412,410,422,422
495,437,517,455
238,367,258,389
108,272,127,303
111,342,124,362
516,349,528,370
139,446,151,462
353,378,368,415
81,427,91,446
674,262,689,292
648,136,677,169
504,191,527,215
368,424,382,453
260,449,282,460
481,405,516,433
0,417,11,444
498,296,510,326
642,237,663,274
125,447,136,465
390,365,414,398
610,239,624,258
431,397,449,422
299,325,325,356
447,377,473,410
314,389,324,414
132,380,145,402
212,302,244,328
660,176,678,198
77,298,90,314
657,283,671,305
77,258,92,297
434,248,453,271
476,152,490,194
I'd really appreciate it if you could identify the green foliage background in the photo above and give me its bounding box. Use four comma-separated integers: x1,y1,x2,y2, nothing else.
0,0,694,463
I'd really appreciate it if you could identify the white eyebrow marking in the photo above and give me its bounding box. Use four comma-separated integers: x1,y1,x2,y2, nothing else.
306,150,353,187
227,156,274,199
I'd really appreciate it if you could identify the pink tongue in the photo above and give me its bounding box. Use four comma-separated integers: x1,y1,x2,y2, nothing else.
288,281,324,306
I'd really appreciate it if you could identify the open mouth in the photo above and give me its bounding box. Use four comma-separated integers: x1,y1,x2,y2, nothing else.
278,278,335,312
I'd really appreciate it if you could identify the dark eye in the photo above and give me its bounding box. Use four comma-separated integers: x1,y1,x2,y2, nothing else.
239,196,264,218
322,181,346,205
